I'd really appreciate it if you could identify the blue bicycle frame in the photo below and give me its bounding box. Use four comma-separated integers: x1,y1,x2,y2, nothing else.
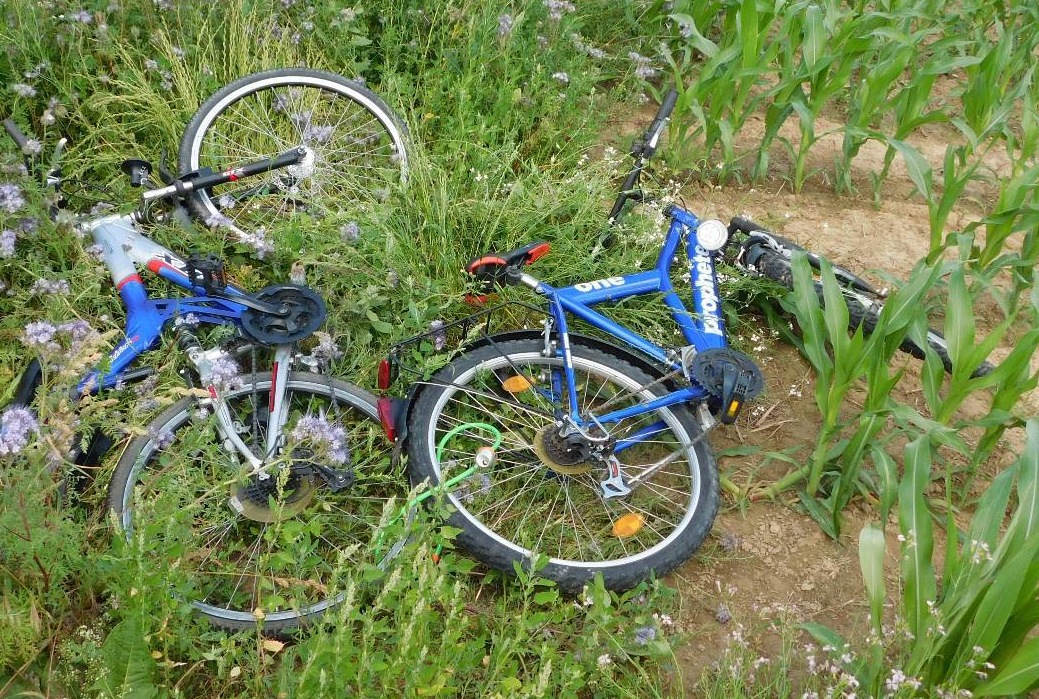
515,205,726,429
78,213,250,393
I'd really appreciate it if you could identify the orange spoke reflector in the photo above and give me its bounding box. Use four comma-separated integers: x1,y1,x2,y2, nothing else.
502,375,534,393
612,513,645,538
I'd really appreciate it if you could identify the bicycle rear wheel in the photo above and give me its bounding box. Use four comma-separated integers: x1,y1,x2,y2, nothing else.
743,243,993,378
178,68,410,238
405,338,718,592
107,372,406,633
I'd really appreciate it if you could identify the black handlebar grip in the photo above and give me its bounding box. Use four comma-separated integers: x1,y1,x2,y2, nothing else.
3,119,30,152
643,89,680,154
657,88,679,122
729,216,770,235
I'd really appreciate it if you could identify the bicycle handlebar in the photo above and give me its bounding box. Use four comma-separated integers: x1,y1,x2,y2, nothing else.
142,147,305,203
2,118,30,152
729,216,769,235
605,88,680,229
642,88,678,157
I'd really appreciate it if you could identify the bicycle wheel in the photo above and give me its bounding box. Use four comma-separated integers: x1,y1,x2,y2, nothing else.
745,244,993,378
405,338,718,592
107,372,406,633
178,68,410,236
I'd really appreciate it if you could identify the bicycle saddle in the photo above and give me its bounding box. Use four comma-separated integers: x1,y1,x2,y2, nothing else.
465,241,550,301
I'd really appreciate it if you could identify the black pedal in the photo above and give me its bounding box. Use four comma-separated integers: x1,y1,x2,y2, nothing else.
688,348,765,425
186,252,227,294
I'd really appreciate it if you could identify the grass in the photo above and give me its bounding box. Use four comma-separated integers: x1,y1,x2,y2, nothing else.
2,0,1039,697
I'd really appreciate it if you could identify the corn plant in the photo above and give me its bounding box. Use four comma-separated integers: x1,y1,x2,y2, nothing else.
756,253,941,535
661,0,781,176
809,422,1039,696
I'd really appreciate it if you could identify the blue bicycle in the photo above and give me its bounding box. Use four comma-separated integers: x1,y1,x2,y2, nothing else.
384,88,984,592
381,90,762,592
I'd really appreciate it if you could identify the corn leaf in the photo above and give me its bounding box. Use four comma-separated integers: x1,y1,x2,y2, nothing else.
1006,419,1039,553
871,446,898,524
961,541,1037,673
859,524,886,635
976,635,1039,695
802,4,825,72
789,253,831,385
886,138,933,200
899,436,937,640
943,266,975,378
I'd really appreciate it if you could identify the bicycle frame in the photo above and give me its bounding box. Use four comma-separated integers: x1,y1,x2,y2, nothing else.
517,205,723,428
79,212,251,393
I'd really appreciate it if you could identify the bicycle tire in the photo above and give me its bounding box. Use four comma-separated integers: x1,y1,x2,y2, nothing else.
178,68,410,237
750,247,993,378
405,338,718,592
107,372,406,633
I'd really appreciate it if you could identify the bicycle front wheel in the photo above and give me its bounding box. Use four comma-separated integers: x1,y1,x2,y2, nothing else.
178,68,410,237
406,338,718,592
747,245,993,378
107,372,405,633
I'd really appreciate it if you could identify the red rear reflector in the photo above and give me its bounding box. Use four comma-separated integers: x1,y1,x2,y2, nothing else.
377,359,393,390
376,397,397,442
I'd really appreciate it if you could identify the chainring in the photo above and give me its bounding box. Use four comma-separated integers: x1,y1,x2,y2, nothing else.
688,347,765,400
241,284,326,345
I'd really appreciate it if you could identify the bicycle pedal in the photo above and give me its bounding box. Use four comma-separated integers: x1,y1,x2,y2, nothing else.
186,252,227,294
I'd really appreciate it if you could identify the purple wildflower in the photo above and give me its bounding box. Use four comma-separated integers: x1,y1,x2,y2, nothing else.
58,319,92,341
429,319,447,351
0,183,26,213
304,123,334,144
30,278,71,295
629,51,657,79
12,83,36,98
144,59,159,72
498,14,514,38
0,229,15,258
207,354,242,393
634,626,657,646
552,72,570,85
543,0,575,21
69,9,92,23
19,217,38,234
340,221,360,242
291,414,349,465
239,227,274,258
22,321,59,352
715,603,732,624
22,139,42,156
310,331,343,364
217,194,236,210
147,427,175,449
0,407,38,456
24,62,48,80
